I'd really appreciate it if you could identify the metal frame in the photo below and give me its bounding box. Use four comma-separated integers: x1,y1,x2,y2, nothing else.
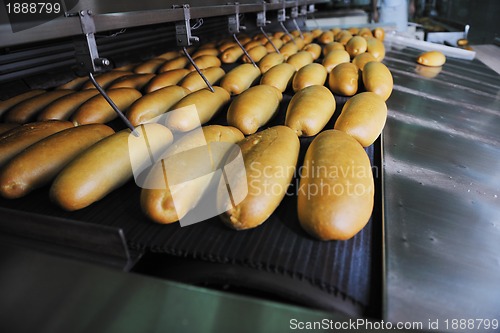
0,1,326,48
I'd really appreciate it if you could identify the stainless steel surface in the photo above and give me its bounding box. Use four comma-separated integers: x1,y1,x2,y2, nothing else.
0,241,349,333
383,41,500,331
0,0,326,48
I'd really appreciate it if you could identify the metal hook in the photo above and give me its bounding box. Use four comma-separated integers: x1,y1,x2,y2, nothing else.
232,34,257,68
182,47,215,92
278,2,295,45
260,27,280,54
88,72,139,136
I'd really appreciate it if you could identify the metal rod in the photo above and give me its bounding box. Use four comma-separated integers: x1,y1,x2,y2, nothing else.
292,18,304,39
260,26,280,54
88,72,139,136
232,34,258,68
279,21,296,45
182,47,215,92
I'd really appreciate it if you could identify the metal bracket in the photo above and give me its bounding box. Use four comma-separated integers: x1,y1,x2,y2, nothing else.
70,10,110,73
291,1,303,39
174,4,199,47
67,10,136,134
227,2,245,34
173,4,214,92
278,1,295,44
256,2,270,28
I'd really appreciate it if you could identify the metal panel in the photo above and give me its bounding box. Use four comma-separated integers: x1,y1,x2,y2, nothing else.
383,40,500,331
0,0,327,48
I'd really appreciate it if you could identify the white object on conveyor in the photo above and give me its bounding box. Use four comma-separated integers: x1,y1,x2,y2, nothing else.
385,33,476,60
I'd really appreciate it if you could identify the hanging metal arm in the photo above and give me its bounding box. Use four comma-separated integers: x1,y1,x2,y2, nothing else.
291,0,304,39
174,4,214,93
278,1,295,44
69,10,137,135
228,3,258,68
256,2,280,53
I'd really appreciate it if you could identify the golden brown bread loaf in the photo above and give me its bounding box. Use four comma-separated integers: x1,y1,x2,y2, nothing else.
345,36,368,58
352,52,377,71
317,31,334,44
192,48,219,58
4,90,74,124
227,85,282,135
297,129,374,240
322,42,345,56
322,49,350,73
362,61,393,101
334,92,387,147
50,124,173,211
243,45,268,63
286,51,314,70
0,120,74,168
107,74,155,90
81,71,133,89
38,90,100,121
221,126,300,230
133,58,166,74
57,76,88,90
144,69,190,93
285,85,336,137
157,56,189,72
265,38,283,52
166,87,231,132
292,63,328,92
328,62,359,96
126,86,190,127
258,52,285,74
140,125,244,224
260,63,296,93
302,43,322,60
157,50,182,60
416,50,446,67
71,88,142,125
220,46,245,64
0,124,114,199
187,55,222,71
279,42,299,60
365,37,385,61
372,27,385,41
0,123,19,135
179,67,225,92
220,63,261,95
0,89,46,119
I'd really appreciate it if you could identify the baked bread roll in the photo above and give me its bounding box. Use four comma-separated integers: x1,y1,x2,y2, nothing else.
0,120,73,167
286,51,314,70
0,124,114,199
220,126,300,230
144,69,190,93
71,88,142,125
220,63,261,95
0,89,45,119
227,84,282,135
285,85,336,137
38,90,100,121
258,52,285,74
334,92,387,147
81,71,133,89
260,63,296,93
140,125,244,224
416,50,446,67
292,63,328,92
322,49,350,73
328,62,359,96
180,67,225,92
107,73,155,90
166,87,231,132
362,61,393,101
50,123,173,211
4,90,74,124
126,86,189,126
298,129,374,240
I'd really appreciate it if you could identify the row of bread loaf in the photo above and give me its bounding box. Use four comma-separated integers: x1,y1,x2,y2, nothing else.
0,26,392,240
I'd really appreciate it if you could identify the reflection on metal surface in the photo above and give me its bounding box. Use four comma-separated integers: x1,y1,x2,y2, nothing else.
383,42,500,331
